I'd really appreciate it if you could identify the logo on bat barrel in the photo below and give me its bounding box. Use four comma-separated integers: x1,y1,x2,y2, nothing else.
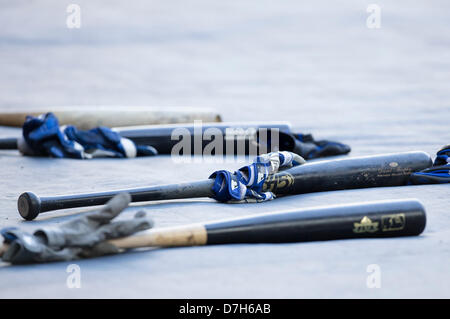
353,216,379,233
381,213,406,231
263,173,294,192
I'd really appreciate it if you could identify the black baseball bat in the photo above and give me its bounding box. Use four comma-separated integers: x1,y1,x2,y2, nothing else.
108,199,426,249
0,122,347,158
0,138,18,150
0,122,291,154
18,151,432,220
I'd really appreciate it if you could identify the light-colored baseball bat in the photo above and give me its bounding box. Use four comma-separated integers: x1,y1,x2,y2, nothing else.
0,106,222,130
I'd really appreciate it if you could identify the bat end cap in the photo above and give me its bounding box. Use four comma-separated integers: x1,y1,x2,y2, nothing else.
18,192,41,221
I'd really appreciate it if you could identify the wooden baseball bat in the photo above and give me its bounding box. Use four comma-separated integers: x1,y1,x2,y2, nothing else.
17,151,433,220
0,107,221,130
108,199,426,249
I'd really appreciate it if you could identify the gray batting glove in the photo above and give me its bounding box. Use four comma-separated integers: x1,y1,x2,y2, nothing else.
1,193,153,264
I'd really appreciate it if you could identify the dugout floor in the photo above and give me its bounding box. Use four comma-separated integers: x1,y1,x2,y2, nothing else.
0,1,449,298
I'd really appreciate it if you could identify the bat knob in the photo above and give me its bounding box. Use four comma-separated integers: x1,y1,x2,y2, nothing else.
18,192,41,221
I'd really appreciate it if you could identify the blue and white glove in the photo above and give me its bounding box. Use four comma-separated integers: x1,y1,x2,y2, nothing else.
18,113,157,159
209,151,305,203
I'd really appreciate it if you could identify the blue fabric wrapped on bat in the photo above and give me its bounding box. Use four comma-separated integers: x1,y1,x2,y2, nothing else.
409,145,450,184
18,113,157,159
210,151,305,203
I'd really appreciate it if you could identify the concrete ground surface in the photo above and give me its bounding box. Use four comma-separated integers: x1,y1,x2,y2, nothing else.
0,1,449,298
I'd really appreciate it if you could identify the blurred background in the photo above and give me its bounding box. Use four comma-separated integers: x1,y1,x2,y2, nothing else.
1,1,449,155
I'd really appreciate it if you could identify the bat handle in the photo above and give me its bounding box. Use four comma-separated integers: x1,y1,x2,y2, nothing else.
0,138,18,150
18,191,131,220
18,180,215,220
18,191,125,220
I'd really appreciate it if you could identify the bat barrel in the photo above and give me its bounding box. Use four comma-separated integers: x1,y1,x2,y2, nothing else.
204,199,426,244
117,122,292,155
18,180,214,220
266,151,432,195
